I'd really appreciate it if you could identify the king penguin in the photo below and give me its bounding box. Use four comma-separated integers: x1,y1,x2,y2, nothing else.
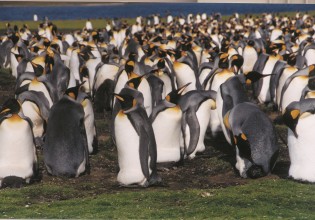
179,89,217,159
43,84,90,178
283,98,315,182
113,88,161,187
150,83,190,163
17,90,50,147
0,98,38,188
223,102,279,178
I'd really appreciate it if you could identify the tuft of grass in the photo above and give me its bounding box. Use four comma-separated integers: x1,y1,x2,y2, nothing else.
0,179,314,219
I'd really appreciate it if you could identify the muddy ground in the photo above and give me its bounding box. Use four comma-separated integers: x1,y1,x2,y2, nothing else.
0,69,290,198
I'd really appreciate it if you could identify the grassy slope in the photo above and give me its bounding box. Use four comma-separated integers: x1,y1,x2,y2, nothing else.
0,180,314,219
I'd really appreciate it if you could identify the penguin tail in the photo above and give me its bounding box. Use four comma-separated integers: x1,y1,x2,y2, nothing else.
246,165,266,179
1,176,25,188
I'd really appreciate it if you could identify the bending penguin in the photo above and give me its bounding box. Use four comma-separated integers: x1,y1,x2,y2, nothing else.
0,98,38,188
283,98,315,182
113,88,161,187
223,102,279,178
43,84,90,178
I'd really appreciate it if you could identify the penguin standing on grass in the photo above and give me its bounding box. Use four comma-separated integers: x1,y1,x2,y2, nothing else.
113,88,161,187
0,98,38,188
43,85,89,178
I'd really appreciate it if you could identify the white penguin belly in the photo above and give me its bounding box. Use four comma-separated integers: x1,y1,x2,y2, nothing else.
276,67,297,107
115,113,148,186
243,47,257,74
258,57,279,103
288,114,315,182
209,71,234,136
94,65,119,91
305,49,315,65
188,100,213,159
82,99,96,154
153,107,182,163
138,79,152,116
0,118,36,180
29,82,53,107
281,77,308,112
174,62,196,94
21,101,44,138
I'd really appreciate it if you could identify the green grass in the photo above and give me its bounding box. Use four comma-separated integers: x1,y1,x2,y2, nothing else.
0,179,314,219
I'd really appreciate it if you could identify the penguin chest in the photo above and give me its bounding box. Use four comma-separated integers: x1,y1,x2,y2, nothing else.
304,49,315,66
114,113,147,185
82,99,96,154
243,46,258,74
199,68,211,86
0,118,36,179
25,62,34,72
281,76,308,111
21,101,44,138
259,57,279,103
173,62,196,93
94,65,119,91
159,74,172,99
193,100,213,154
276,67,297,106
288,114,315,182
29,82,53,107
210,70,234,92
138,79,152,116
152,107,182,163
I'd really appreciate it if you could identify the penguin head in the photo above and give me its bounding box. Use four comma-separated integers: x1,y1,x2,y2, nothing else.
218,53,229,69
286,53,297,66
31,56,46,76
157,58,165,69
125,60,135,74
165,82,191,105
65,82,85,100
230,54,244,74
114,93,137,113
245,71,273,85
283,107,300,138
0,98,21,116
247,40,255,47
126,74,147,90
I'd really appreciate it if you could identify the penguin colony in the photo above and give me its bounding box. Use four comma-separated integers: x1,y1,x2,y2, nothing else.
0,10,315,188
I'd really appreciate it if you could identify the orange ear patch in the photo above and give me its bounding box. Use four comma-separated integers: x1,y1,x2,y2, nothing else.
290,109,300,119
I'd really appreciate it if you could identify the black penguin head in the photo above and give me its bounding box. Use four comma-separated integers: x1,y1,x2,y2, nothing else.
125,60,135,74
165,82,191,105
80,66,89,81
126,74,147,90
245,71,273,85
157,58,165,69
218,53,229,69
286,53,297,66
31,56,46,76
247,40,255,47
0,98,21,116
283,107,300,138
43,38,51,47
65,82,85,100
230,54,244,73
246,164,265,179
114,93,137,113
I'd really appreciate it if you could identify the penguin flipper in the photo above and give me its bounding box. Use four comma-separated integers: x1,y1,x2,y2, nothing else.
139,126,150,180
185,108,200,156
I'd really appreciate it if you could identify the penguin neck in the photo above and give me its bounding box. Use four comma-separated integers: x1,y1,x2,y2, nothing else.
127,72,139,80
